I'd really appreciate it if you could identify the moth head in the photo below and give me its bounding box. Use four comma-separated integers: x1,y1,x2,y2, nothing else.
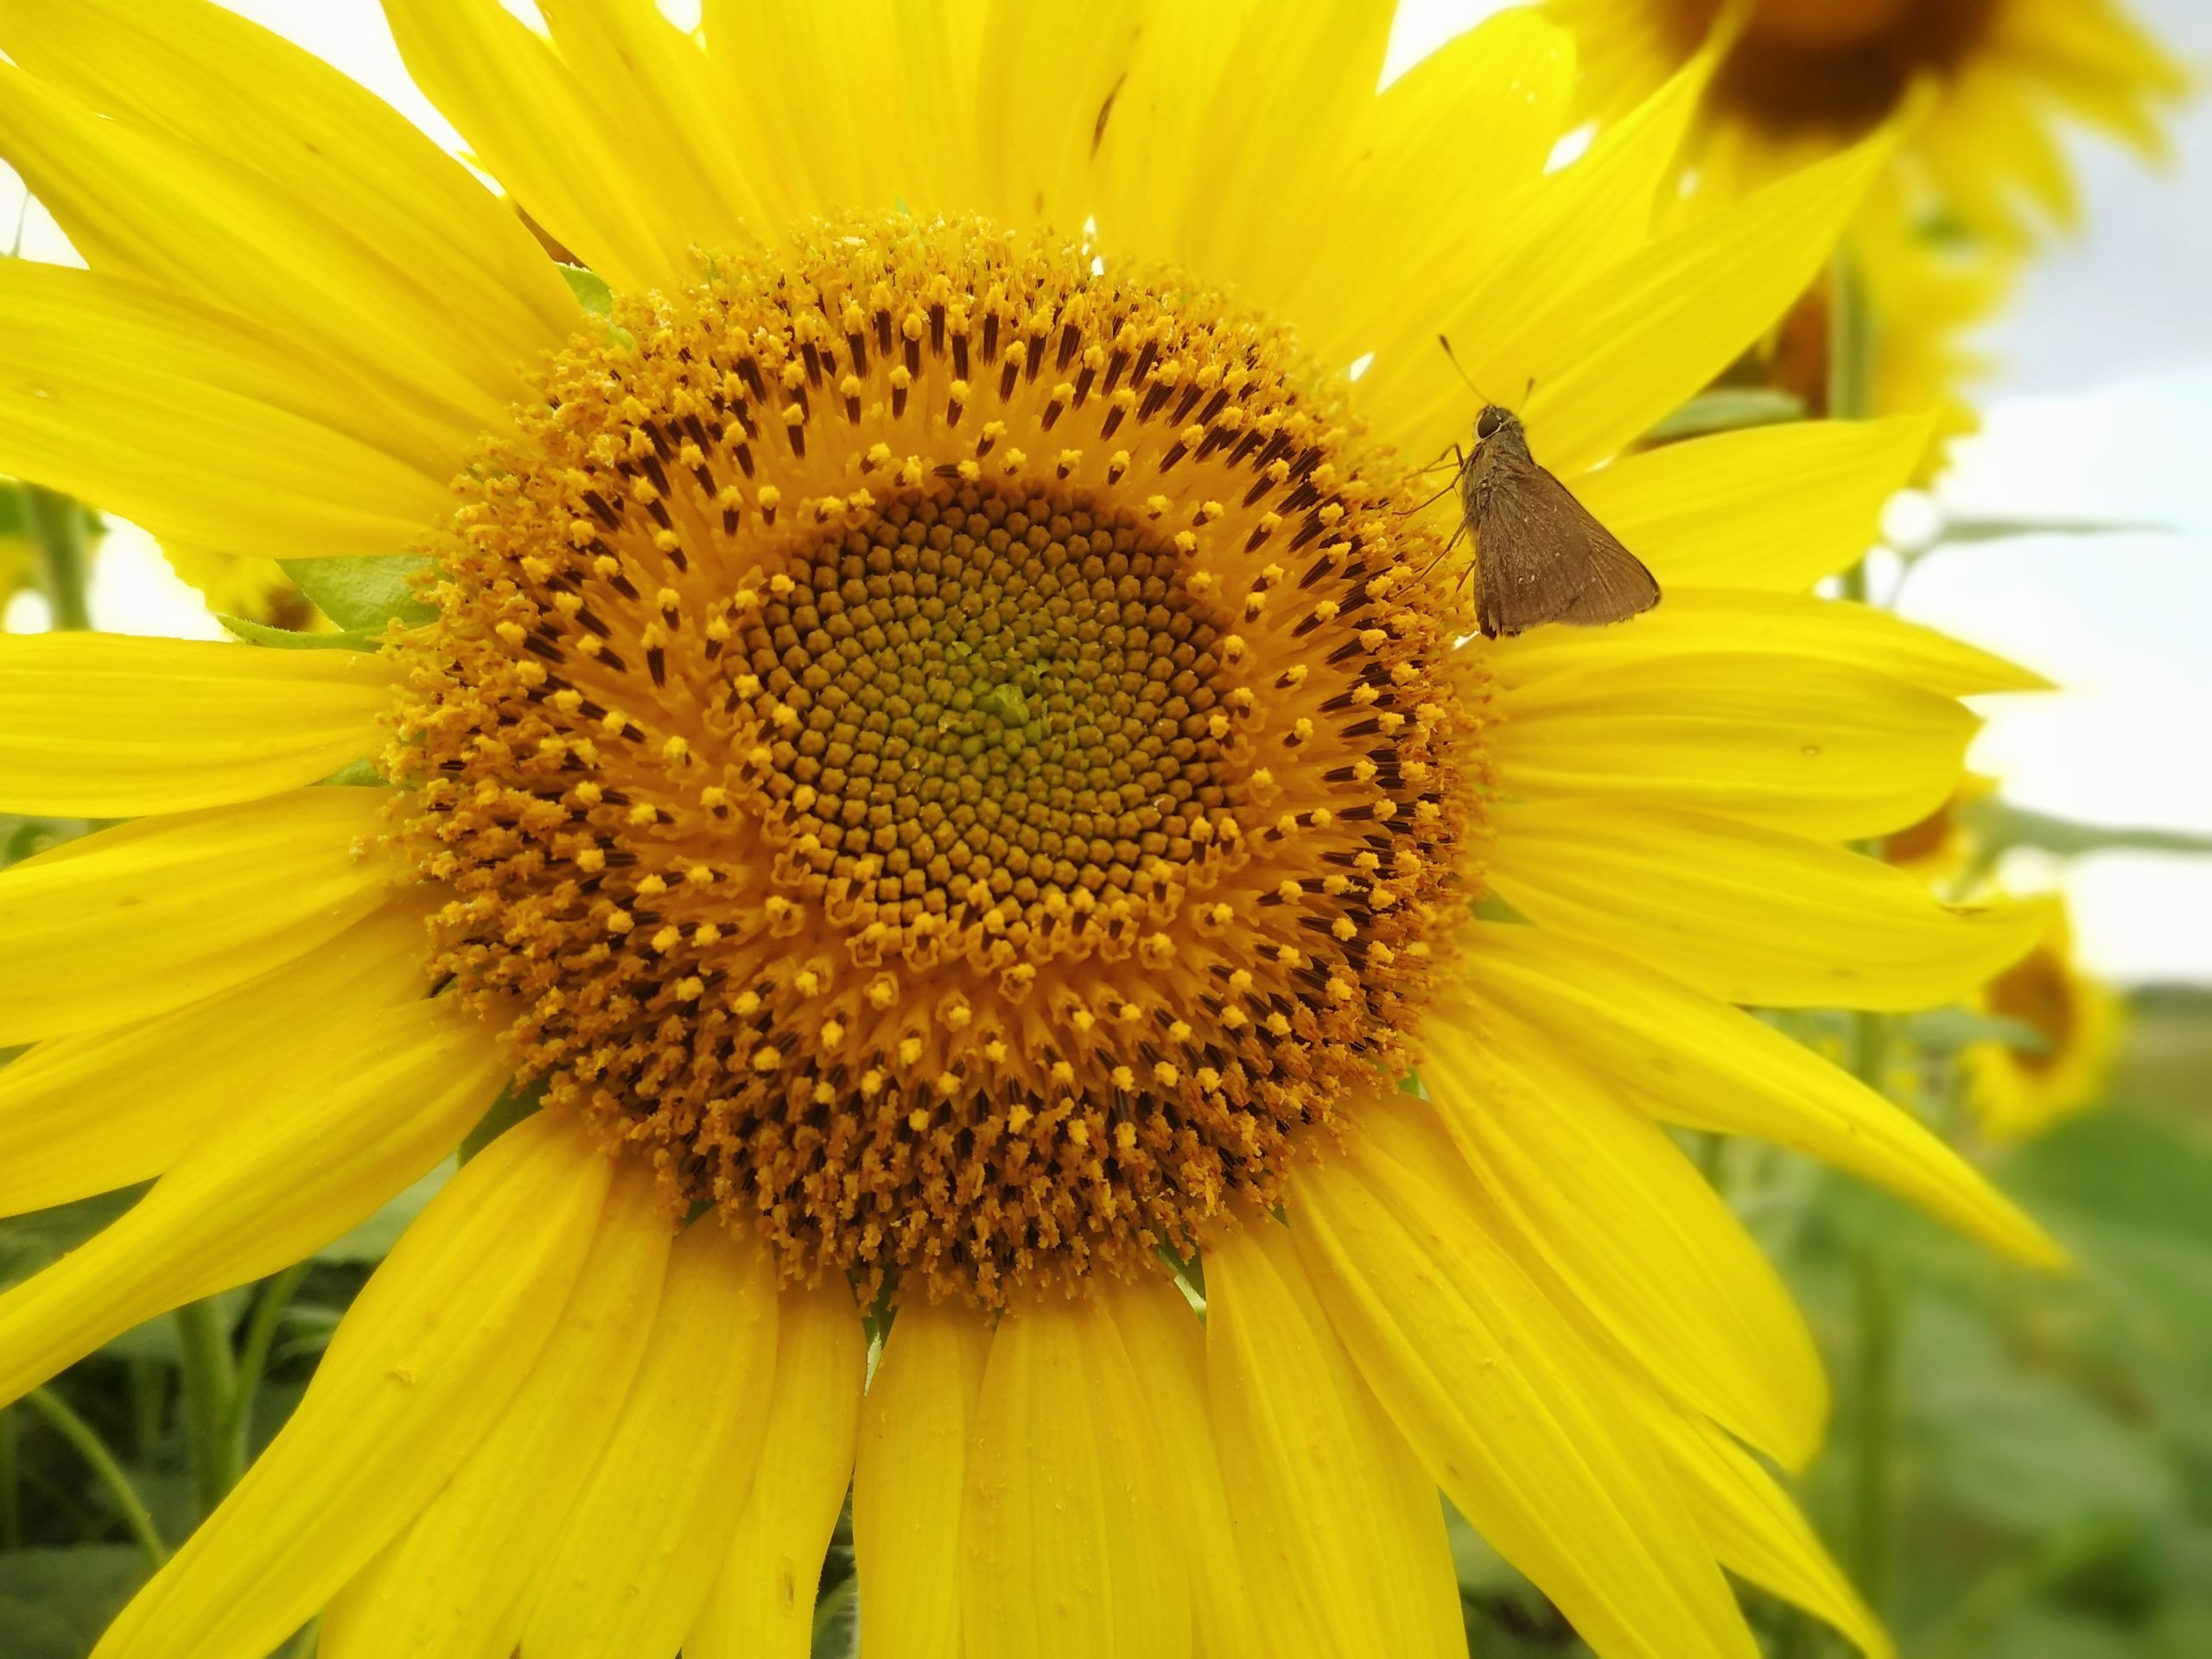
1474,404,1512,442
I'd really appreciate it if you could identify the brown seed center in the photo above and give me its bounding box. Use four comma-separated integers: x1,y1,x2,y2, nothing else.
389,219,1478,1305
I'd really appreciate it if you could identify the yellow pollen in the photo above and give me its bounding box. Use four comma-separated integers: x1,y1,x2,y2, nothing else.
389,218,1478,1306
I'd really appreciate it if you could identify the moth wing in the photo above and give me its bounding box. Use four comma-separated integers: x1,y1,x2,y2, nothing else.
1548,485,1661,628
1471,450,1598,638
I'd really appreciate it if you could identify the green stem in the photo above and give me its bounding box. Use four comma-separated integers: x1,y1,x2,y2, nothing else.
1847,1248,1900,1612
0,1404,20,1550
22,484,93,632
126,1358,163,1465
1827,248,1873,426
173,1299,238,1516
1843,1005,1901,1625
223,1260,313,1462
22,1389,166,1569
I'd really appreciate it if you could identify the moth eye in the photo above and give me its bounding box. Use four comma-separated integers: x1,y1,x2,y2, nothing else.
1476,409,1501,439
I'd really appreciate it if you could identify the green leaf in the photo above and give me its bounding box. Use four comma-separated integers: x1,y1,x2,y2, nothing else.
0,1547,150,1659
559,264,613,318
1981,1607,2139,1659
1905,1300,2177,1535
1939,517,2169,544
215,614,381,654
276,556,436,634
0,1192,141,1295
1646,388,1807,442
1965,800,2212,859
97,1288,247,1365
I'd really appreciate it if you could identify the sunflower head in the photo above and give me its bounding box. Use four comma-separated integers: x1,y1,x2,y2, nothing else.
1965,902,2124,1140
389,219,1481,1305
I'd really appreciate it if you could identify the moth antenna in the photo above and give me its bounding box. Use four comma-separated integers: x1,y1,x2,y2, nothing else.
1436,334,1485,400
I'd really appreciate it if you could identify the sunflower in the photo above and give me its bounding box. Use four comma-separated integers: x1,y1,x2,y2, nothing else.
1962,899,2124,1141
0,3,2063,1656
1546,0,2187,245
1546,0,2180,474
1882,771,1999,887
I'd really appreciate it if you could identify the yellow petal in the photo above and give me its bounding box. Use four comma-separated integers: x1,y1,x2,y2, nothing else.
0,788,397,1046
0,262,453,563
1087,0,1258,267
0,0,574,375
1494,652,1975,839
1288,1125,1758,1659
883,0,992,210
962,1295,1190,1659
1463,920,2064,1265
1424,1012,1827,1467
1640,1405,1892,1659
1567,418,1931,590
513,1219,779,1659
536,0,780,245
0,634,391,817
1487,800,2049,1010
973,0,1147,233
1296,10,1576,366
384,0,694,294
1103,1276,1260,1659
0,900,429,1218
689,1281,868,1659
319,1162,673,1659
1165,0,1395,305
89,1111,612,1659
1486,588,2050,697
1204,1222,1465,1659
700,0,921,219
1482,134,1891,476
0,997,507,1408
0,66,514,440
853,1299,989,1659
1361,48,1707,446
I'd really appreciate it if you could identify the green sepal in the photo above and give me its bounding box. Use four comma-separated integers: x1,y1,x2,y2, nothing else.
215,613,382,654
559,264,636,353
459,1076,547,1165
559,264,614,318
315,757,385,788
1648,388,1807,442
276,556,436,633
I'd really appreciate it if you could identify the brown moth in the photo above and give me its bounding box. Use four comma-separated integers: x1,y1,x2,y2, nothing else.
1458,402,1661,640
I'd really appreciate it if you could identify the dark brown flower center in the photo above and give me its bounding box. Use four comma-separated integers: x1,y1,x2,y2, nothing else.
1672,0,1999,135
388,219,1479,1305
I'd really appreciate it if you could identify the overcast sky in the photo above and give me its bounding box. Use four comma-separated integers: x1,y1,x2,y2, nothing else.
5,0,2207,981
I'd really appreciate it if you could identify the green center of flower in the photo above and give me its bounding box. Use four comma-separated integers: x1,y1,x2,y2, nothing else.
741,484,1244,969
388,219,1478,1305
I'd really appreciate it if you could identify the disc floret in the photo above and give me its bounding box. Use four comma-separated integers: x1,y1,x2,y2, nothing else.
391,219,1480,1303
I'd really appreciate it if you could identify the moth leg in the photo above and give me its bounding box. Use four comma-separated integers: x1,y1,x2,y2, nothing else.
1402,442,1465,479
1410,517,1470,588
